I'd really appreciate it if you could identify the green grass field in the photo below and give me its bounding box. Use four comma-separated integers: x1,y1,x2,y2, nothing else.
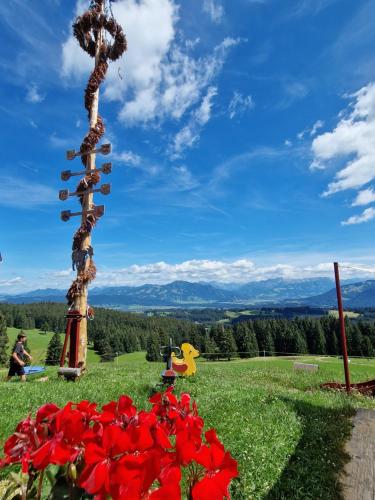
328,309,361,319
6,327,100,364
2,328,375,498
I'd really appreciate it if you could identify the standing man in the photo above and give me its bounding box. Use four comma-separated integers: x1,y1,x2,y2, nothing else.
7,333,32,382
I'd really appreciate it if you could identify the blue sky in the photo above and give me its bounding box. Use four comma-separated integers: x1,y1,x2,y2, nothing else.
1,0,375,292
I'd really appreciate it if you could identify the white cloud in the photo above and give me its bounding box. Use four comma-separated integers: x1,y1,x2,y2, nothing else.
298,119,324,140
203,0,224,23
92,258,375,286
312,82,375,197
113,150,142,166
352,188,375,207
98,259,257,285
284,139,292,147
26,84,45,103
342,207,375,226
309,159,325,171
62,1,239,126
310,119,324,136
6,257,375,293
280,80,309,109
51,269,74,278
228,91,254,119
170,165,199,190
290,0,340,18
49,134,75,149
0,176,56,208
170,86,217,158
0,277,22,287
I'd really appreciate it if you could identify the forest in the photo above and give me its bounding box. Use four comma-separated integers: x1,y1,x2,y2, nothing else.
1,303,375,364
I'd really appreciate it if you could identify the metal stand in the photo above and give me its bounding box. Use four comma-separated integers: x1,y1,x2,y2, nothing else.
160,338,181,385
58,310,83,380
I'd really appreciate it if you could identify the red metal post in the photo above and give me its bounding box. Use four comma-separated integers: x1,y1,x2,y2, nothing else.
60,319,71,367
334,262,351,393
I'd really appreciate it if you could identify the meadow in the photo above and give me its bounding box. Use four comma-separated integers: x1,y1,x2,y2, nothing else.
1,328,375,499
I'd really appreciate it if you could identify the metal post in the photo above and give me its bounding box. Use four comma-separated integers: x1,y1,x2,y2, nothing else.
334,262,351,393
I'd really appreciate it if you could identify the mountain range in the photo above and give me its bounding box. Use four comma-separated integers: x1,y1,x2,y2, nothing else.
1,277,374,309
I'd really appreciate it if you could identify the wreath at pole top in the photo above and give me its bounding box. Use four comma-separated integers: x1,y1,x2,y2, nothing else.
66,0,127,307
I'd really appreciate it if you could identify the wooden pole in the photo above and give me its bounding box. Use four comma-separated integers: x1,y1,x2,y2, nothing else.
333,262,351,393
74,2,104,369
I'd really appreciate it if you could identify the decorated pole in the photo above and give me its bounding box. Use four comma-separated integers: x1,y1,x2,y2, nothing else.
59,0,127,377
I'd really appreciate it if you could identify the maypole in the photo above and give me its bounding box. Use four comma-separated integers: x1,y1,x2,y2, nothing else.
59,0,127,378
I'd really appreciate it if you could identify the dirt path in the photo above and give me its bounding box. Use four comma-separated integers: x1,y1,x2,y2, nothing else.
342,409,375,499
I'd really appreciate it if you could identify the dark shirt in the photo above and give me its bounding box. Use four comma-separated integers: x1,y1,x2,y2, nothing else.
11,342,25,364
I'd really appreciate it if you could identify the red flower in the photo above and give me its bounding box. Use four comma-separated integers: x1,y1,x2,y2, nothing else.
192,430,238,500
36,403,60,424
31,403,86,469
0,391,238,500
97,395,137,425
3,416,39,467
149,462,181,499
80,424,133,496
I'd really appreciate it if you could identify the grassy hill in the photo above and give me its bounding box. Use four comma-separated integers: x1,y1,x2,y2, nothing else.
1,339,375,498
6,327,100,364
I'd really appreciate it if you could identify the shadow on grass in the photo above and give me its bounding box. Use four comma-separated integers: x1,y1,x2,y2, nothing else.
264,397,354,500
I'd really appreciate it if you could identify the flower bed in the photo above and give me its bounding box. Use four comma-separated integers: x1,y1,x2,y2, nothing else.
0,388,238,499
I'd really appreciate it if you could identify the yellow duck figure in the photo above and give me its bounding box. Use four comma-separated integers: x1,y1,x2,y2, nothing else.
171,343,200,376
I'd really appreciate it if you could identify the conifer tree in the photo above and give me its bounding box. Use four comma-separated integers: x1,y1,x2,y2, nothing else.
146,333,161,362
305,320,326,355
362,336,375,358
202,332,219,360
321,317,339,355
349,324,364,357
290,327,308,354
253,320,275,356
234,323,259,358
0,312,8,365
100,338,115,362
214,325,237,361
45,332,62,365
40,321,50,334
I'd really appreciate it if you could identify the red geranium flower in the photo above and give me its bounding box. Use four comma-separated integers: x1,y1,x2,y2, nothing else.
97,395,137,425
3,416,39,468
0,391,239,500
148,461,181,499
79,424,133,497
31,403,86,469
192,430,238,500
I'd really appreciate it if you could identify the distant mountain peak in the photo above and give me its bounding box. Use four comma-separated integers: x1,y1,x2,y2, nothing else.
0,277,350,308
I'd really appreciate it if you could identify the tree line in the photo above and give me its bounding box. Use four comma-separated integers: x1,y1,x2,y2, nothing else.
191,316,375,361
1,303,375,365
0,303,199,364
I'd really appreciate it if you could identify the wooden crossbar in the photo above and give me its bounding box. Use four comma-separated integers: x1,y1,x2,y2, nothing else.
61,163,112,181
61,205,105,221
66,144,111,160
59,184,111,201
